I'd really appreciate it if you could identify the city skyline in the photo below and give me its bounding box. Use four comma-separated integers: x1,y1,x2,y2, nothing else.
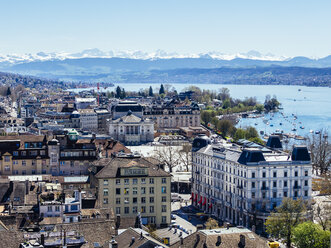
0,0,330,58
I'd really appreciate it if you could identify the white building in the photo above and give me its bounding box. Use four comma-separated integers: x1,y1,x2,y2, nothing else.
75,97,97,110
109,110,154,146
79,109,98,132
39,190,82,223
191,135,312,234
40,201,62,218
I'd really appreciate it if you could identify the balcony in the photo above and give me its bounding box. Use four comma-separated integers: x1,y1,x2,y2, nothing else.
293,185,301,189
261,187,269,191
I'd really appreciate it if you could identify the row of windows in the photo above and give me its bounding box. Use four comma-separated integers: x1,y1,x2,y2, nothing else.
103,177,167,186
252,180,309,188
252,170,309,178
103,186,167,196
9,150,46,157
60,151,96,157
47,206,61,212
112,205,168,215
111,196,167,204
252,190,309,199
4,169,47,175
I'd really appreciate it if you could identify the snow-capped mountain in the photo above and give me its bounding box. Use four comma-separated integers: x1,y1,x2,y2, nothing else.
0,49,288,64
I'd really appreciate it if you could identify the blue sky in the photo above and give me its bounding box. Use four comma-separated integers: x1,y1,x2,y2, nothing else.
0,0,330,57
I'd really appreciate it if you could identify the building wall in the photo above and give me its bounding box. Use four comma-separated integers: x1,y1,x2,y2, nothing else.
109,122,154,145
144,109,200,130
191,150,312,232
40,204,62,218
80,111,98,132
98,176,171,227
0,154,50,175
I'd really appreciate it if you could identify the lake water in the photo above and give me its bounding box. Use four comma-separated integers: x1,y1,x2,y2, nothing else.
70,83,331,138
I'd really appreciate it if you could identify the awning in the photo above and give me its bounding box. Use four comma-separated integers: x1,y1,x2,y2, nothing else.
198,196,202,204
202,197,207,206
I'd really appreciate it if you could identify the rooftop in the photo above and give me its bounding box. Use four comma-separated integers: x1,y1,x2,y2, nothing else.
94,157,170,178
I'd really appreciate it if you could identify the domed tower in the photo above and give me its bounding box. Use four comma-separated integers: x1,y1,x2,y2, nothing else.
192,135,211,152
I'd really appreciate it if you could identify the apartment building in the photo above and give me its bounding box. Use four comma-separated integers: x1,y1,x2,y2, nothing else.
91,155,171,227
0,136,50,175
143,102,200,131
191,135,312,233
79,109,98,132
94,108,111,134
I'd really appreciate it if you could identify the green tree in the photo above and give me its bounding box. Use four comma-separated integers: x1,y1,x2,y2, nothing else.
265,198,306,248
201,111,212,125
222,99,231,109
121,88,126,99
159,84,165,95
245,127,259,139
234,128,246,141
205,217,219,229
293,222,330,248
255,104,264,113
217,119,233,137
148,86,154,97
6,86,11,96
115,86,122,98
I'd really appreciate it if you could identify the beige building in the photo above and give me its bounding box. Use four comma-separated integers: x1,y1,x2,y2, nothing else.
143,102,200,131
109,111,154,145
0,136,50,176
92,155,171,227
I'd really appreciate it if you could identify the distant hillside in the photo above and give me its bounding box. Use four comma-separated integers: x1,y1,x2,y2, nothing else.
0,57,330,87
129,66,331,87
0,56,330,82
0,71,67,89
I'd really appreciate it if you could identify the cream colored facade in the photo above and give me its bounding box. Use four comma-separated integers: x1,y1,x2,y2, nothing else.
97,167,171,227
0,152,50,176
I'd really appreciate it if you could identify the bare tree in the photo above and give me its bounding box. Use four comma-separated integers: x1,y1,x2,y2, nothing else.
306,130,331,175
153,145,179,173
315,203,331,230
164,84,173,93
178,143,192,172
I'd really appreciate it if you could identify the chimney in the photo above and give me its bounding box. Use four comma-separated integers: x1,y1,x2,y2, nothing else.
25,180,29,195
116,215,121,229
239,234,246,247
109,237,118,248
40,234,45,246
130,237,135,246
216,236,222,246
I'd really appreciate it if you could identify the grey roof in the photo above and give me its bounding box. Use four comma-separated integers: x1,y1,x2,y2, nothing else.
94,157,171,179
63,176,89,183
113,114,142,123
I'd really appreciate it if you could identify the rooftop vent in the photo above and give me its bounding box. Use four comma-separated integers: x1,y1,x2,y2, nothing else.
238,149,266,165
292,146,310,161
266,135,282,149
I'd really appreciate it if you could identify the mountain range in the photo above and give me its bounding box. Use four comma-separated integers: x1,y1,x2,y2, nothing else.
0,49,330,86
0,49,289,64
